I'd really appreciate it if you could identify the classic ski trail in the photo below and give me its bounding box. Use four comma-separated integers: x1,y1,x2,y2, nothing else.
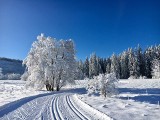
0,92,111,120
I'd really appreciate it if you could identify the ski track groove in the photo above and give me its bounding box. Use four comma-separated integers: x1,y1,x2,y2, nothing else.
60,94,77,120
66,95,90,120
50,96,56,120
53,96,65,120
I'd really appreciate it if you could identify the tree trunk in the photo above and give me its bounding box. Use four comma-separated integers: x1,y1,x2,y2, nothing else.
46,85,49,91
56,85,60,91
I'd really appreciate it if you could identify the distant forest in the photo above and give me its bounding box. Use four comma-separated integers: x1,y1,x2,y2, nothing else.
0,57,25,75
0,44,160,80
0,57,25,80
77,44,160,79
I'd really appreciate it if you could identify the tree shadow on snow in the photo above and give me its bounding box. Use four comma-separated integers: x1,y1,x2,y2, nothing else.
0,88,87,117
118,88,160,105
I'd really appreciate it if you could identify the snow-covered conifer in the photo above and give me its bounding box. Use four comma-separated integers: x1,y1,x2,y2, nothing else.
89,53,98,78
128,48,140,78
0,68,3,79
135,45,145,76
144,46,155,78
152,59,160,79
106,58,111,74
84,57,89,78
110,54,120,78
120,51,129,79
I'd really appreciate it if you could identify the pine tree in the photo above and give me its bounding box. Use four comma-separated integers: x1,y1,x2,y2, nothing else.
110,54,120,78
76,60,84,79
89,53,98,78
97,57,103,75
84,57,89,78
135,45,145,76
151,59,160,79
120,51,129,79
106,58,111,74
102,58,107,73
0,68,3,79
128,48,136,78
144,46,155,78
155,45,160,60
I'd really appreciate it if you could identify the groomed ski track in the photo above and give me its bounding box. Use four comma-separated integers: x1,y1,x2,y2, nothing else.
0,89,111,120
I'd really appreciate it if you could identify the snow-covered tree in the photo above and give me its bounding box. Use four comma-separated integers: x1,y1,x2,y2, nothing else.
106,58,111,74
89,53,98,78
83,57,89,78
87,76,99,96
101,58,107,73
21,71,28,81
97,57,103,74
110,54,120,78
7,73,21,80
135,45,145,76
152,59,160,79
22,34,77,91
0,68,3,79
23,33,47,90
87,73,118,97
0,68,2,74
128,48,140,78
155,45,160,60
76,60,84,79
57,40,77,90
101,73,118,97
120,51,129,79
144,46,155,78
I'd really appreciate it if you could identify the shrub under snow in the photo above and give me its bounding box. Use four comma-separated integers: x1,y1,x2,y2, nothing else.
87,73,118,97
7,73,21,80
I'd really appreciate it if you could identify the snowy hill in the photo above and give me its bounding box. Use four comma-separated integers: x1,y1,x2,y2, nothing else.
0,57,25,75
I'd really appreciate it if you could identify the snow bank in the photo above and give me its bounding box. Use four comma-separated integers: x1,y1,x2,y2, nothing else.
73,94,112,120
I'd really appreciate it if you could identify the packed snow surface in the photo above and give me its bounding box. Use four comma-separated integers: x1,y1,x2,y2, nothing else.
0,80,111,120
0,80,49,106
78,79,160,120
0,79,160,120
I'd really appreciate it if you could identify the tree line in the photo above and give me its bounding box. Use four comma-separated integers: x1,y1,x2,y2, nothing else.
22,34,159,91
77,44,160,79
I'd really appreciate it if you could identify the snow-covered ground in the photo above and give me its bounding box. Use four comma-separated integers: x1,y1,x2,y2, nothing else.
0,80,50,107
0,79,160,120
78,79,160,120
0,80,111,120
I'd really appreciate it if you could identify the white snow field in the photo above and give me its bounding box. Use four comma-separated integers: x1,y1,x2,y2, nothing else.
0,80,50,106
0,80,111,120
78,79,160,120
0,79,160,120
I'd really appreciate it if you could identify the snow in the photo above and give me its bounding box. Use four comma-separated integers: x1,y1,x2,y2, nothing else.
0,79,160,119
78,79,160,120
0,80,112,119
73,94,111,120
0,80,49,107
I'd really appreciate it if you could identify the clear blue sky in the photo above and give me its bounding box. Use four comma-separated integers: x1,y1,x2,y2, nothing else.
0,0,160,60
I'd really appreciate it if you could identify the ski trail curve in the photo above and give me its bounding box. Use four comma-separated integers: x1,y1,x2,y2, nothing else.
0,92,111,120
